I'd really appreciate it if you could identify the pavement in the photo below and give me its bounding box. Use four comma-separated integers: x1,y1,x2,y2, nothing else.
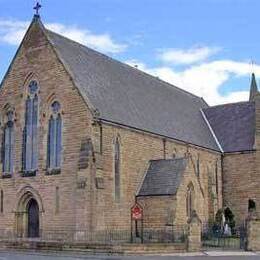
0,250,260,260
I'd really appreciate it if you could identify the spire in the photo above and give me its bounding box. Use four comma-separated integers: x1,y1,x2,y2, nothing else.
249,73,259,101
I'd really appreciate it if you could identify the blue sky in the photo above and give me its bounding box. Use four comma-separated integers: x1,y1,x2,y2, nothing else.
0,0,259,105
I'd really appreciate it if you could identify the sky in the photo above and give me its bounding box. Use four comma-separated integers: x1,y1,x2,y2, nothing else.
0,0,260,105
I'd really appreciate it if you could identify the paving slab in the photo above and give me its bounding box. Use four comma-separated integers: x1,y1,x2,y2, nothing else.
205,251,257,256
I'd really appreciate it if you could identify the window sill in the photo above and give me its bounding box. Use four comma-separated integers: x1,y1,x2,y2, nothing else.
2,173,12,179
46,168,61,176
22,170,37,177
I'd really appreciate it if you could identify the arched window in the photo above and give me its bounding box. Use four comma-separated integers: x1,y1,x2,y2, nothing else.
196,156,200,177
186,183,195,218
114,137,120,202
3,111,14,174
23,81,39,172
47,101,62,169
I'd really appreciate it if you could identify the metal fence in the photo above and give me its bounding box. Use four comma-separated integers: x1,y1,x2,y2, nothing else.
136,225,187,244
202,224,246,250
0,226,187,245
43,229,132,244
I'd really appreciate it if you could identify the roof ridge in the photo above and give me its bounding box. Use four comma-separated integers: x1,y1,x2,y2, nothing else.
46,29,205,103
200,109,224,153
206,100,253,109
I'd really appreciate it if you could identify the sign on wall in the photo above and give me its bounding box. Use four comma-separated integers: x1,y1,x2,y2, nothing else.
131,203,143,220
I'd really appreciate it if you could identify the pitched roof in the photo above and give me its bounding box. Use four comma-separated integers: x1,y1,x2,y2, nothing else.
45,29,219,151
203,102,255,153
137,158,187,196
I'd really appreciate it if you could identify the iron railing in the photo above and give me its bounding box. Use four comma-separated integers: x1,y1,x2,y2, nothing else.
202,223,246,250
0,225,187,245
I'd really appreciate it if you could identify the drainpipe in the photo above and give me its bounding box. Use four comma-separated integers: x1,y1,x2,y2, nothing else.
163,138,166,159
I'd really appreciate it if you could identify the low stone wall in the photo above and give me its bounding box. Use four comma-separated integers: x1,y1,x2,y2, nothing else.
247,219,260,251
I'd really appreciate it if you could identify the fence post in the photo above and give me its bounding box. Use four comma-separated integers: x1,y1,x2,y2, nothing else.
187,210,202,252
246,213,260,251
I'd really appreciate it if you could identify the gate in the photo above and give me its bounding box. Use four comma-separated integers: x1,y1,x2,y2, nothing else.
202,224,246,250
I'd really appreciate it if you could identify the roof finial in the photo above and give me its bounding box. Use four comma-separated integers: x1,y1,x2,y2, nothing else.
33,1,42,17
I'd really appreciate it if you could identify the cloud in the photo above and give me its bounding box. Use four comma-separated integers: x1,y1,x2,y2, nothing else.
0,18,256,106
126,59,259,105
0,19,127,53
159,46,220,65
46,23,127,53
0,20,30,45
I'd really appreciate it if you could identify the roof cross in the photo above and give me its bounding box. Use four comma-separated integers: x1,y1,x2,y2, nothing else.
33,2,42,16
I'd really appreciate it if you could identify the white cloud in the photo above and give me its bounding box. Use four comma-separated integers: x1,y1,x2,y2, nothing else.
46,23,127,53
0,19,127,53
0,18,256,106
0,20,30,45
159,46,220,65
126,59,259,105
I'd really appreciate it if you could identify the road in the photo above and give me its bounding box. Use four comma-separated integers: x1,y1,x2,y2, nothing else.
0,251,260,260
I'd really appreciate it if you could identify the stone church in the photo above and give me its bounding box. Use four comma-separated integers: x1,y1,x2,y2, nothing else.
0,14,259,239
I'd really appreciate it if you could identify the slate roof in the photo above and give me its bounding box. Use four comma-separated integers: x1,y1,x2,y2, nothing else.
45,29,219,151
137,158,187,196
203,102,255,153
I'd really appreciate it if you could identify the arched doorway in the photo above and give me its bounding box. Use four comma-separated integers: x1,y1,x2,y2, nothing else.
27,199,39,238
15,187,43,238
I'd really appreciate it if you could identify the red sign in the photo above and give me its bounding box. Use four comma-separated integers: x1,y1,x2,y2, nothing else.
131,203,143,220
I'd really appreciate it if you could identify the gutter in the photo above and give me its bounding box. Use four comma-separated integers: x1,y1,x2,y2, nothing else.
200,109,224,153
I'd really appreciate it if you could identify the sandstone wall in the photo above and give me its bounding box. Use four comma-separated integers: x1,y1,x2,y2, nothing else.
93,122,222,230
0,20,93,236
247,219,260,251
222,152,260,225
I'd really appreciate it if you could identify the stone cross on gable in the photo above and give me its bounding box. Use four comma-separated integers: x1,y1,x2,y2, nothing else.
34,2,42,16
